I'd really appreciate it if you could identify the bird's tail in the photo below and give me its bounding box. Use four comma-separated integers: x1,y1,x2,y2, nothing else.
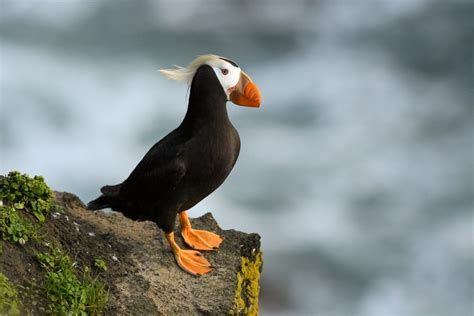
87,195,111,210
88,183,123,211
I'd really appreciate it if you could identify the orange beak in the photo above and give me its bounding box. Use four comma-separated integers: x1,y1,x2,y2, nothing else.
229,72,261,107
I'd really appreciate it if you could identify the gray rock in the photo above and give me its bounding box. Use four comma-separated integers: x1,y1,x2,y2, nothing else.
53,192,263,315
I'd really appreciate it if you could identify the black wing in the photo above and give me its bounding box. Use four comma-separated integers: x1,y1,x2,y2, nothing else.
119,130,188,203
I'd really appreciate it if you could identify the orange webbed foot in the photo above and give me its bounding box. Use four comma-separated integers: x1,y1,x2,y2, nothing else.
181,227,223,251
166,232,212,276
179,211,223,251
173,248,212,276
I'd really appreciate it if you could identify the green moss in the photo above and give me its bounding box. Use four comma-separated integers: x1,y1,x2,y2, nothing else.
230,251,263,315
0,205,38,244
0,272,20,315
0,171,55,222
37,246,108,315
93,257,108,272
0,171,59,245
0,171,109,314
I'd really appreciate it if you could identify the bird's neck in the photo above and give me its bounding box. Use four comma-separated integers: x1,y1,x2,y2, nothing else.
180,78,231,130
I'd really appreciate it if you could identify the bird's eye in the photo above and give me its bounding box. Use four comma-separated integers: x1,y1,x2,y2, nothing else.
221,68,229,75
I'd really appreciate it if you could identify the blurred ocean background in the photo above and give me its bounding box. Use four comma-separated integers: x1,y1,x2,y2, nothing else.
1,0,472,315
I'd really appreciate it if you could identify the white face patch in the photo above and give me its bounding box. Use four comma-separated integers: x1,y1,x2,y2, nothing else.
206,59,241,100
159,54,242,99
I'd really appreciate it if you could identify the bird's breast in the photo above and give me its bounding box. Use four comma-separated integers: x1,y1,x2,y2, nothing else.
194,125,239,178
181,125,240,206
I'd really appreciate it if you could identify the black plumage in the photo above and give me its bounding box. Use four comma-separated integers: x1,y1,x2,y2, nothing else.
88,65,240,233
88,55,260,275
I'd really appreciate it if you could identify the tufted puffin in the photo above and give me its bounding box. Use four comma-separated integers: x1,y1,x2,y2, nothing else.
88,55,261,275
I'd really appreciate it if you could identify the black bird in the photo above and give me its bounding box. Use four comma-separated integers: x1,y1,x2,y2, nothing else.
88,55,261,275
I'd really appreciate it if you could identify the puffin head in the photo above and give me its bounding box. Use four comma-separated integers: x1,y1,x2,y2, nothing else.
160,54,261,108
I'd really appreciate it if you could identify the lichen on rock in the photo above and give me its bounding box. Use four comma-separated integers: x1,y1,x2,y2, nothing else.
231,251,263,315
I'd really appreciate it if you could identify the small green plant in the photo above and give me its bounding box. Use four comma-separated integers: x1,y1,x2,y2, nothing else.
0,272,20,315
81,267,108,315
37,246,108,315
93,257,108,272
17,277,42,314
0,205,37,244
0,171,54,222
